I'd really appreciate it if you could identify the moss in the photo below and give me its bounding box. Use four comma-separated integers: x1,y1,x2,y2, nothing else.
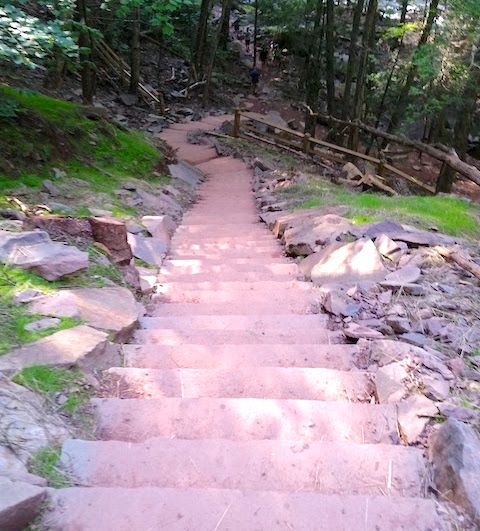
13,365,91,415
28,446,71,488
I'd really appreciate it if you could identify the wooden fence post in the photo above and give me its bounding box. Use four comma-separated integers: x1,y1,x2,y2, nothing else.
233,108,241,138
303,133,312,155
377,152,386,177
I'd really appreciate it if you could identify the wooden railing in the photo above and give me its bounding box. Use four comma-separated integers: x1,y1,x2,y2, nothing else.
232,109,435,194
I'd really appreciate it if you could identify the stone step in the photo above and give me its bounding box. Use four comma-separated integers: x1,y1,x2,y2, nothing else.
155,279,314,294
163,257,291,267
168,248,284,258
151,300,313,315
122,343,358,370
158,270,298,282
175,147,217,165
181,215,260,225
196,158,248,173
45,488,445,531
106,366,373,401
176,223,268,234
60,438,427,496
133,328,341,345
170,240,281,251
160,262,297,277
139,314,328,331
92,397,397,443
171,234,276,244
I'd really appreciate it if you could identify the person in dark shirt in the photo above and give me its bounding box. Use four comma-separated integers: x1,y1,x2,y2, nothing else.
250,67,260,95
245,28,251,53
259,46,269,68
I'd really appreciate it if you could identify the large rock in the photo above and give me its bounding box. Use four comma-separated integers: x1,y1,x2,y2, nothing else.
397,394,438,443
168,161,204,188
0,446,46,486
23,216,92,240
141,215,176,240
310,238,387,285
27,287,141,341
375,362,408,403
127,234,167,267
272,207,347,239
385,265,421,284
0,325,108,373
89,217,132,265
283,215,352,257
0,230,50,259
0,476,46,531
0,374,68,462
430,419,480,524
6,241,88,281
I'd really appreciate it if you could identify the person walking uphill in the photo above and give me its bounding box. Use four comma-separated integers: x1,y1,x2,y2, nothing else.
250,66,260,95
245,28,251,53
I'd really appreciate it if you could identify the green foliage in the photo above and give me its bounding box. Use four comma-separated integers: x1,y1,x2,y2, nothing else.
14,364,91,415
0,3,77,68
293,182,479,237
28,446,71,488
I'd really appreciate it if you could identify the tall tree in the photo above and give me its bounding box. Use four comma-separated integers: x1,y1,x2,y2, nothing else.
342,0,365,120
400,0,408,23
193,0,212,76
325,0,335,115
304,0,325,136
387,0,440,133
76,0,96,104
129,5,141,94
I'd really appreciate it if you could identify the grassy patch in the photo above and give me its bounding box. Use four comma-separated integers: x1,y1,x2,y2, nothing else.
13,365,90,415
28,446,70,488
281,178,480,238
16,315,80,343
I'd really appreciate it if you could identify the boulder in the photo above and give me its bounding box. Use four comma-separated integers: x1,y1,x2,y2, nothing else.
399,332,427,348
272,207,347,239
385,316,412,334
0,446,46,486
385,229,452,247
141,215,176,240
397,394,438,443
127,234,168,267
375,234,402,260
310,238,387,285
0,325,108,373
375,362,408,403
422,374,450,401
344,323,384,340
24,317,60,332
6,241,88,281
379,281,425,296
42,179,60,196
23,216,92,240
283,215,353,257
168,161,203,188
0,476,46,530
0,230,50,259
363,220,404,239
430,419,480,524
89,217,132,265
385,265,421,284
13,289,42,304
27,287,141,341
0,374,69,462
136,266,158,294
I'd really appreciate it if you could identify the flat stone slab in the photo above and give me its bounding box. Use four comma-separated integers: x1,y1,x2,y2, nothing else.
0,325,108,372
127,234,168,266
28,287,141,341
0,476,46,531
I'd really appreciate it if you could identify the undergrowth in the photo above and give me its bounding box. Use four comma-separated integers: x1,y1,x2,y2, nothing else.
28,446,71,488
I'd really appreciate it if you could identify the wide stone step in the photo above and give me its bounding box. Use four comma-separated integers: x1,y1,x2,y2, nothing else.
158,270,298,282
92,397,397,443
139,314,328,331
155,280,314,294
171,235,277,246
106,366,373,401
175,224,268,235
151,299,313,315
60,438,427,496
133,328,341,345
168,247,284,258
122,343,358,370
170,241,281,251
181,215,260,225
45,488,446,531
160,262,297,277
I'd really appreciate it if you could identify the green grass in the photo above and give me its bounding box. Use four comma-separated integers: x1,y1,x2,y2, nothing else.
282,179,480,238
28,446,71,488
13,365,91,415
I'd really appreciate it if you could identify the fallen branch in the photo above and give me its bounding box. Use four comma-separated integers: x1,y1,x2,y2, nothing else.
435,247,480,281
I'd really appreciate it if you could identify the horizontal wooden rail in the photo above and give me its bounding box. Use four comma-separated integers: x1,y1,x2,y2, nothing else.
234,109,434,194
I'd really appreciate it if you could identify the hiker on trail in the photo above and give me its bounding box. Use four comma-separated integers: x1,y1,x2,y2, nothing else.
233,18,240,33
250,67,260,95
259,45,269,69
245,28,251,53
272,44,281,67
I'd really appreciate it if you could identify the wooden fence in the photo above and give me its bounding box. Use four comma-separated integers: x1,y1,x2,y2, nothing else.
232,109,435,194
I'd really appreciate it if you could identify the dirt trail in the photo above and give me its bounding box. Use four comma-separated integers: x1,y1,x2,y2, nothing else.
43,116,448,530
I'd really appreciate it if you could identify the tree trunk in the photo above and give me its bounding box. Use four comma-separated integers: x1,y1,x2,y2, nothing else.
129,6,141,95
348,0,377,151
219,0,231,50
325,0,335,115
194,0,212,76
76,0,95,104
342,0,365,120
400,0,408,23
253,0,259,67
304,0,325,136
387,0,439,133
203,0,232,104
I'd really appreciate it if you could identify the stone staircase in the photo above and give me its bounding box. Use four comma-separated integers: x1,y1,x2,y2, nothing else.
44,117,448,530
